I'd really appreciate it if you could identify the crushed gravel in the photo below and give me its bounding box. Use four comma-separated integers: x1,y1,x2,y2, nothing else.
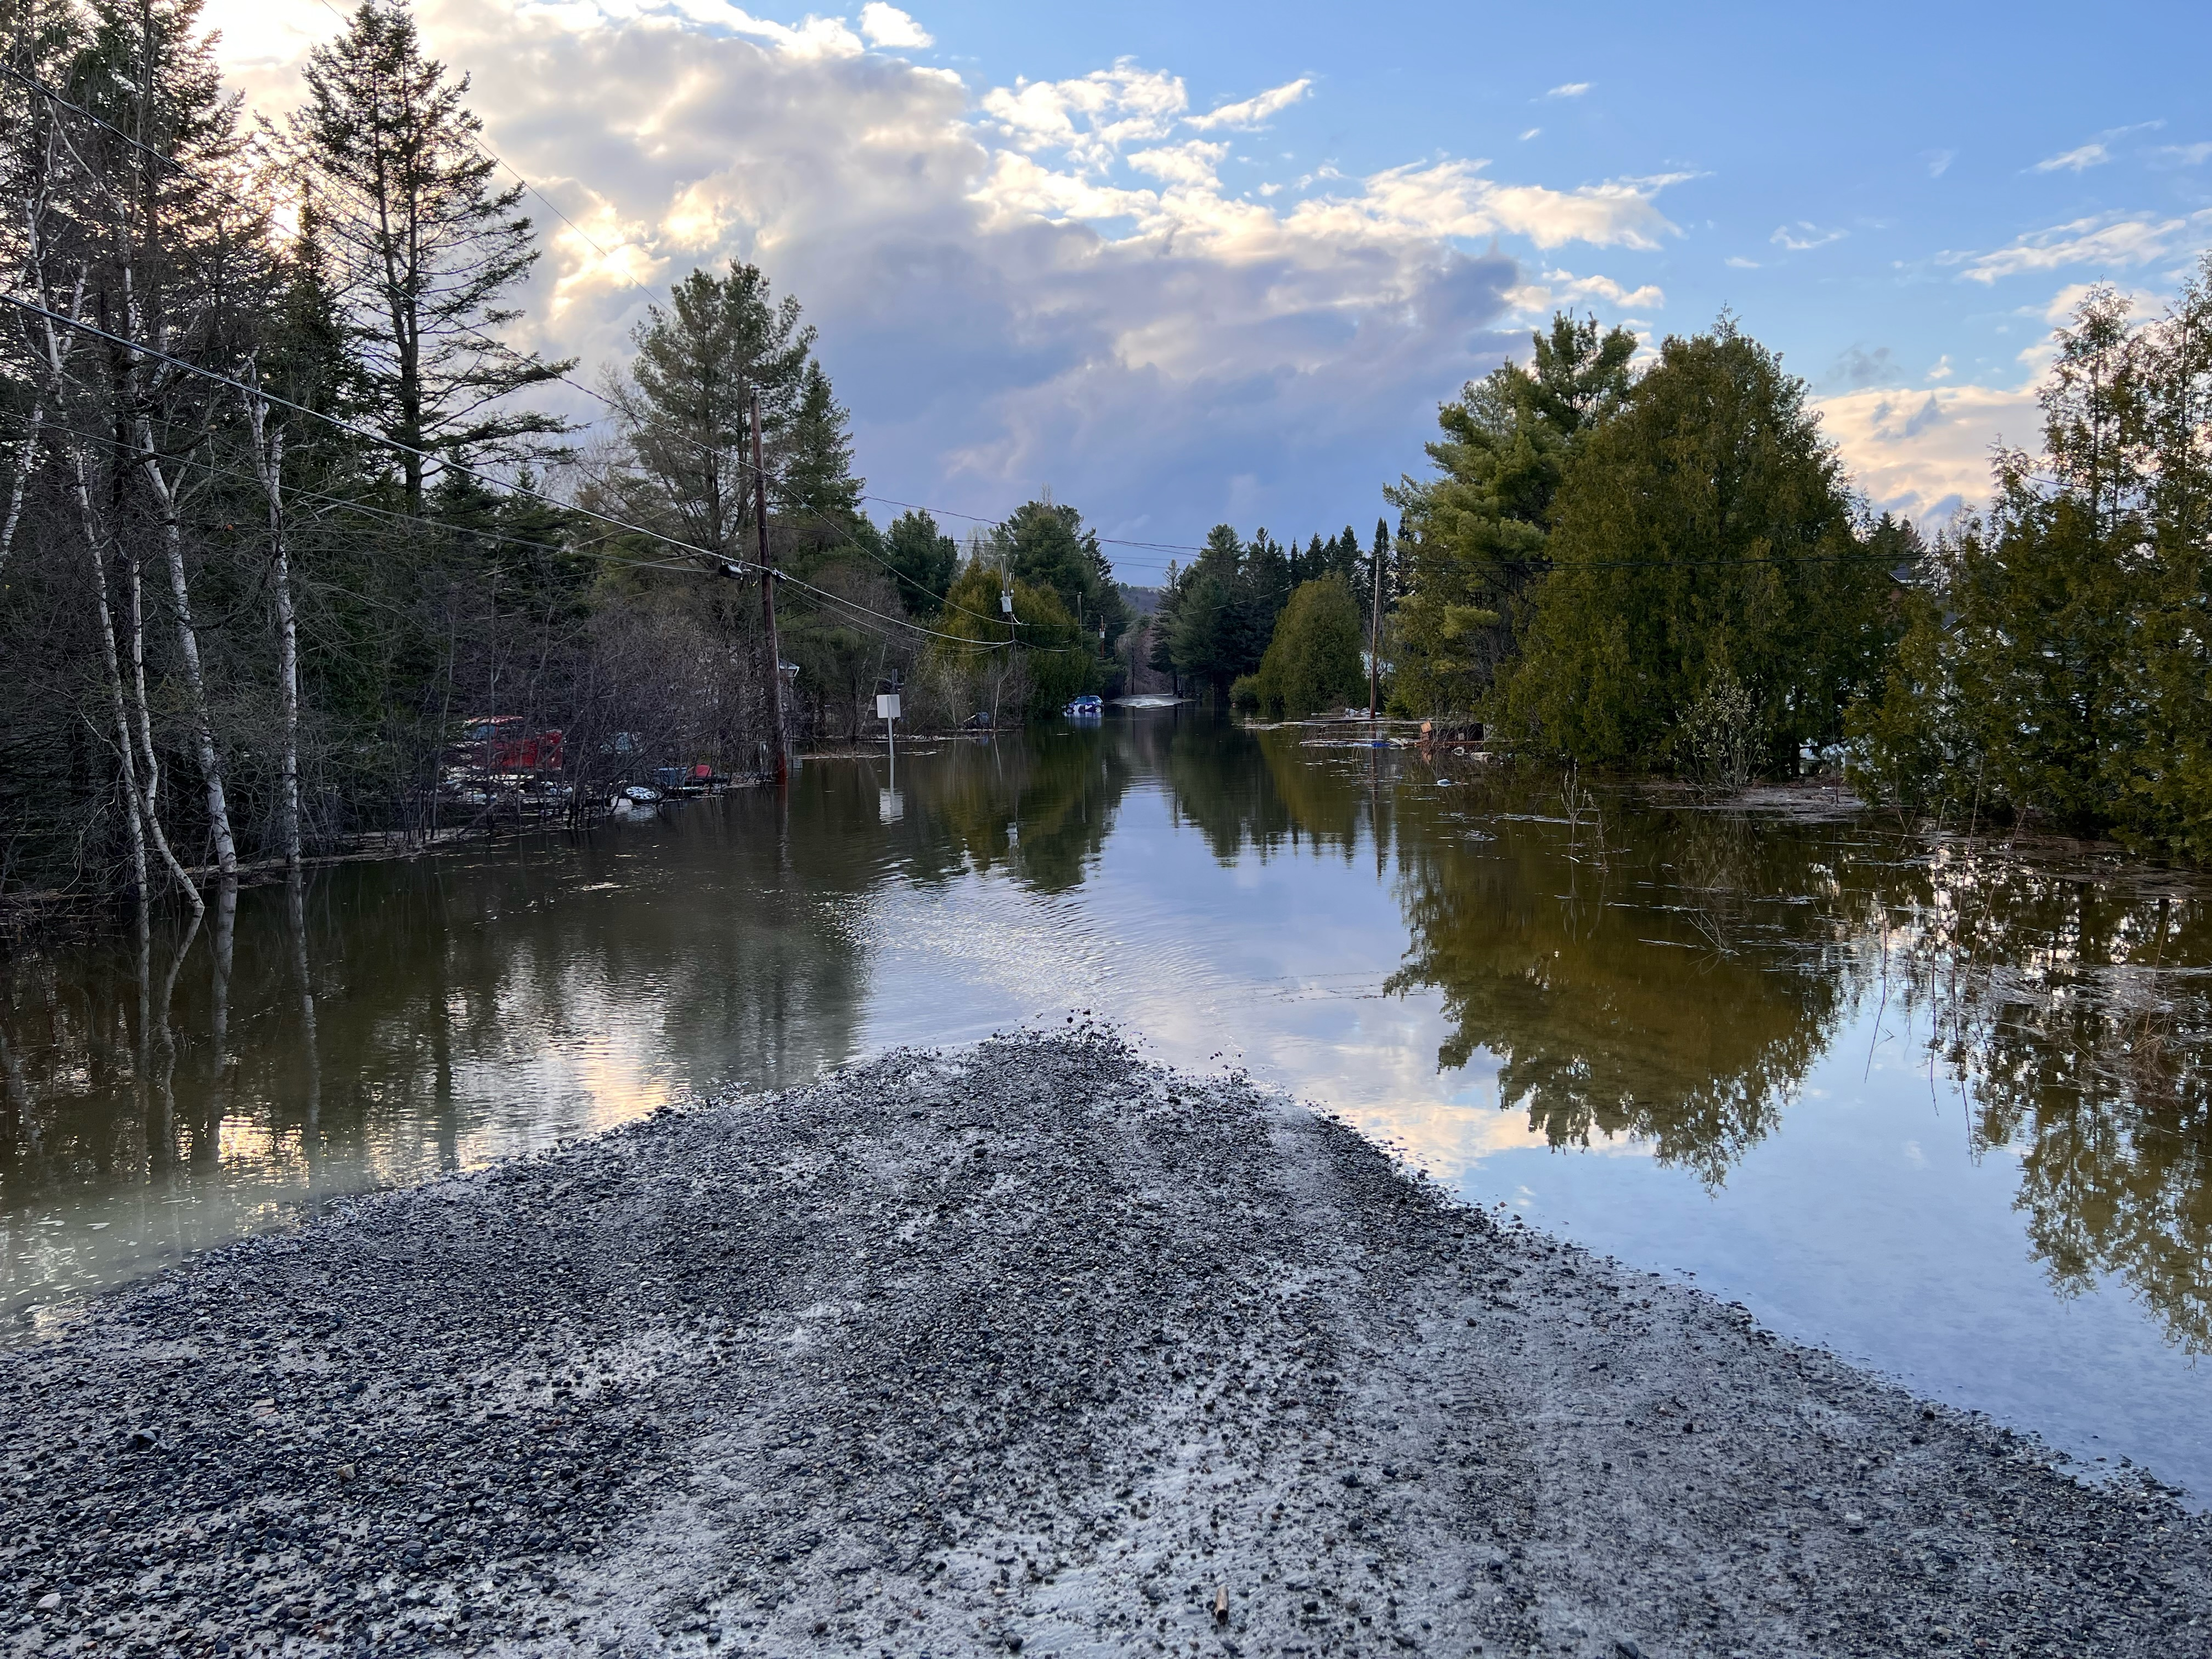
2,1027,2207,1658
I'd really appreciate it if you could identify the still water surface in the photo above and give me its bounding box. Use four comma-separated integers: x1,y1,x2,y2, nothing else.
5,708,2209,1495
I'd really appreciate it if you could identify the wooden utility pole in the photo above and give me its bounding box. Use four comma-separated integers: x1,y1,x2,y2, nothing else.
752,388,786,786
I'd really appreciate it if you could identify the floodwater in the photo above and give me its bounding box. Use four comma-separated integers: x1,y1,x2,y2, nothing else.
5,707,2210,1498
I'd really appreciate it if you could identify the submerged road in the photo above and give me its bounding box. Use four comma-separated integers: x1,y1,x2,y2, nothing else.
2,1029,2206,1657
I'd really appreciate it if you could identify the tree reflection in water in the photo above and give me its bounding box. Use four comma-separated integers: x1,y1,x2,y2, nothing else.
3,716,2209,1357
1885,843,2212,1352
1369,761,2212,1352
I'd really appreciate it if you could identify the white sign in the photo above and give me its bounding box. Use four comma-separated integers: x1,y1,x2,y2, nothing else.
876,693,902,720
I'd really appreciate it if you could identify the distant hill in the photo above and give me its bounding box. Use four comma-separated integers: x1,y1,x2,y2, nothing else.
1118,583,1164,617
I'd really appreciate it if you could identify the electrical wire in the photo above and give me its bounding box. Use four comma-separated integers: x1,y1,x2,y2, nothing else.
12,36,1911,640
48,396,1021,664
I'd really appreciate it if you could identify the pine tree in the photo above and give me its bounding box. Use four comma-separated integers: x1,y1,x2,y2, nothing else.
1387,313,1634,714
597,260,813,559
991,499,1126,646
884,510,958,617
784,359,863,526
1847,270,2212,857
287,0,568,510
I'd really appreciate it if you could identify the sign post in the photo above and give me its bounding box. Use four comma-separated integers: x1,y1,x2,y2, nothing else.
876,691,902,786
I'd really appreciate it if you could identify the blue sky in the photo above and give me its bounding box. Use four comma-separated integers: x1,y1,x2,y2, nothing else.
212,0,2212,582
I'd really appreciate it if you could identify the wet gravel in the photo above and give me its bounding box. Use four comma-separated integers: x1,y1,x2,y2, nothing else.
3,1027,2208,1657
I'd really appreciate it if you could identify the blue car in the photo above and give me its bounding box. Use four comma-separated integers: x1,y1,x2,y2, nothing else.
1065,694,1104,719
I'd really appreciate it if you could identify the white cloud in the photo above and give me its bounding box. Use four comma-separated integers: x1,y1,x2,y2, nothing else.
1926,354,1953,381
205,1,1689,540
1771,221,1845,252
2151,141,2212,166
857,3,931,49
1947,210,2212,283
1510,268,1665,315
1186,77,1311,132
1725,255,1760,269
1545,82,1591,99
982,62,1190,169
1126,140,1229,190
1519,127,1540,142
1817,381,2043,525
1923,148,1955,178
2033,141,2109,174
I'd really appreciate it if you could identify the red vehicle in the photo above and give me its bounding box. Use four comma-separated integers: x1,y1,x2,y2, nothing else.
457,715,565,775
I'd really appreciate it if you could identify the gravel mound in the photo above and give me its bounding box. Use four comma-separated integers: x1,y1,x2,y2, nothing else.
2,1029,2207,1657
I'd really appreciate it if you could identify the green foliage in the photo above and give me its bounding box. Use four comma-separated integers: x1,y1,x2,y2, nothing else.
1846,268,2212,858
990,500,1128,649
286,0,570,507
1388,314,1635,715
883,510,959,616
1151,522,1321,698
931,560,1097,721
1239,576,1368,719
1500,318,1894,774
781,358,869,570
1843,584,1968,819
593,260,813,559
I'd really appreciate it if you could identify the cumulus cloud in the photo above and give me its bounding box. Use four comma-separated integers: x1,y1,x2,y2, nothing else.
1508,268,1665,314
1815,382,2042,525
1947,210,2212,283
207,0,1686,544
1186,77,1311,132
857,3,931,48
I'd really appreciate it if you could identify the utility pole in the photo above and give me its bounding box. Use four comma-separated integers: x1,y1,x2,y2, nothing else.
752,388,786,786
1368,526,1385,727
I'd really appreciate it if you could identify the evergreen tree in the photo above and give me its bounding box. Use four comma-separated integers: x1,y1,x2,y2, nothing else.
1333,526,1361,589
1847,270,2212,857
288,0,568,510
990,499,1128,647
784,360,863,524
1501,317,1891,773
1233,575,1367,718
1387,313,1635,714
883,509,959,617
595,261,813,558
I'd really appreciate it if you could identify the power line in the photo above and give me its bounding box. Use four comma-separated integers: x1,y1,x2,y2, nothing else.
10,30,1246,586
23,28,1913,606
45,393,1025,658
0,291,733,565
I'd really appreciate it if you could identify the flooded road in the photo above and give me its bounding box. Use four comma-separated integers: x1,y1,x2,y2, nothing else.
5,706,2209,1496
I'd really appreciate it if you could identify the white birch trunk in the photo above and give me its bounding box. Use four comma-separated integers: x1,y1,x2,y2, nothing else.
0,399,46,580
247,394,302,870
129,408,237,881
115,69,237,884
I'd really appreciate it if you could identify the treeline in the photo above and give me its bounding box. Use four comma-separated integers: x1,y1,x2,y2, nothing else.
0,0,1125,907
1146,520,1392,716
1365,283,2212,858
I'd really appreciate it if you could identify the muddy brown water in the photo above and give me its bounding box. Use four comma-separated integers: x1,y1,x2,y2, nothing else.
4,706,2209,1498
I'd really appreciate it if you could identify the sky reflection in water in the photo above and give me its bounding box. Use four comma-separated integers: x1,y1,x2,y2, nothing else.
3,708,2208,1496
